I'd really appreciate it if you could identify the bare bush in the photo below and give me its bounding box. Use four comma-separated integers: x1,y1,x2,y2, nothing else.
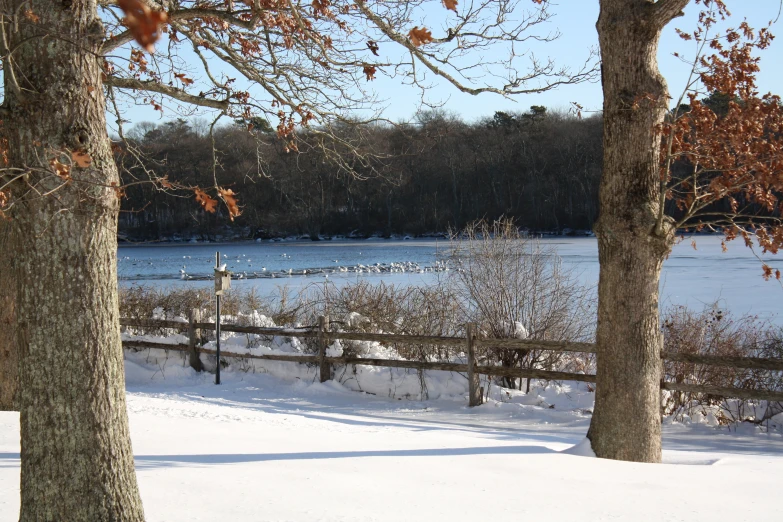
662,304,783,425
119,285,210,321
293,280,461,360
447,219,596,389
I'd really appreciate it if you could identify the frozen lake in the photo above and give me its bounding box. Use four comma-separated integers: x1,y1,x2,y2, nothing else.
118,236,783,323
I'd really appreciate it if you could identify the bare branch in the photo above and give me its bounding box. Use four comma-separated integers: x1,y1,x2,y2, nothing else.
649,0,691,27
104,76,230,111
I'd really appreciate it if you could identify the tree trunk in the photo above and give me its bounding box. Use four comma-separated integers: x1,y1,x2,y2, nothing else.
3,1,145,519
586,0,687,463
0,220,17,411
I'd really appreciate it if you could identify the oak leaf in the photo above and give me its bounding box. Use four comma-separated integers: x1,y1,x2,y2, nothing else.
442,0,458,12
367,40,379,56
675,28,693,41
194,188,217,213
218,187,241,221
408,27,433,47
50,158,71,182
363,65,377,81
312,0,331,15
174,73,194,86
24,10,39,23
117,0,168,53
110,182,126,199
72,150,92,168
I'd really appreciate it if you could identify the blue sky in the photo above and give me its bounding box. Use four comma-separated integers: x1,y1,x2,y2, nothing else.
121,1,783,128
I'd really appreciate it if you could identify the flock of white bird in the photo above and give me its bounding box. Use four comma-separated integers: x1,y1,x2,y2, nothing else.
119,252,452,282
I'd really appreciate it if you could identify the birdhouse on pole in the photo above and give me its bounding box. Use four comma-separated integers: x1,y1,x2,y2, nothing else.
215,267,231,295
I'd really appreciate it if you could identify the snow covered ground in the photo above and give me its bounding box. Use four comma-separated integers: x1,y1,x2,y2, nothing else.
2,347,783,522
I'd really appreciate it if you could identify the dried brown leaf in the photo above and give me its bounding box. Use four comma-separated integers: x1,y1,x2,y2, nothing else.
218,187,241,221
174,73,194,86
408,27,433,47
71,150,92,168
110,182,126,199
442,0,458,12
117,0,168,53
49,158,71,182
194,188,217,213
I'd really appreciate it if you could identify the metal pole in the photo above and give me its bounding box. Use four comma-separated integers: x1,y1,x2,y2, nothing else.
466,323,481,406
318,315,331,382
215,251,221,385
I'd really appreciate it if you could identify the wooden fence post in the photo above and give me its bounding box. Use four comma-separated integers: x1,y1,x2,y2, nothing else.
188,309,203,372
318,315,331,382
466,323,482,406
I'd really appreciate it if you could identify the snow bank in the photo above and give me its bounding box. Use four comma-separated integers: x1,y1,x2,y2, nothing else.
122,321,600,409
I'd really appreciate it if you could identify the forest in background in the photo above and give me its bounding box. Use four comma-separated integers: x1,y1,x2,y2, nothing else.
117,107,604,241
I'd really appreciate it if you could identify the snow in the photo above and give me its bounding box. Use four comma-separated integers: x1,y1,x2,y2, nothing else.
561,437,596,457
2,337,783,521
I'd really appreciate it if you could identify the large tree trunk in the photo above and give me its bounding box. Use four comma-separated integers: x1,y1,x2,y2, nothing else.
586,0,687,463
3,1,145,519
0,220,17,411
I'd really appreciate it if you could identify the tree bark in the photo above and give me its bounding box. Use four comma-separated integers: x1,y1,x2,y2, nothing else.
0,220,17,411
3,0,145,519
586,0,687,463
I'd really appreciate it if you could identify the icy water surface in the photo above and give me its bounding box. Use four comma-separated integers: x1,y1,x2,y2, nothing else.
118,236,783,323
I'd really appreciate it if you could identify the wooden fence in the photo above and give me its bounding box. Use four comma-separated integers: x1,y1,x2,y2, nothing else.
120,314,783,406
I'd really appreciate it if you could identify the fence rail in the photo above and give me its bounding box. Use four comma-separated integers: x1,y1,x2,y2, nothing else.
120,315,783,404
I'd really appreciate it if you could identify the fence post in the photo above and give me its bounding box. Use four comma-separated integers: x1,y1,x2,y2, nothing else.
188,309,203,372
466,323,482,406
318,315,331,382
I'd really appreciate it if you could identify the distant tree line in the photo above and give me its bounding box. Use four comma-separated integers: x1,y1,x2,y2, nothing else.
118,107,604,240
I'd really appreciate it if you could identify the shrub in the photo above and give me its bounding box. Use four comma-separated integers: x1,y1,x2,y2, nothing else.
662,304,783,425
447,219,596,389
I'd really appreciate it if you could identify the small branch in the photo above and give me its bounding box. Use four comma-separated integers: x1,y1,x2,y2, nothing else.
658,25,712,237
101,7,264,53
0,14,24,100
103,77,230,111
354,0,594,97
648,0,690,27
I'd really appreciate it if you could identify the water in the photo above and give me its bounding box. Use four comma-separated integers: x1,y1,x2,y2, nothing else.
118,236,783,323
